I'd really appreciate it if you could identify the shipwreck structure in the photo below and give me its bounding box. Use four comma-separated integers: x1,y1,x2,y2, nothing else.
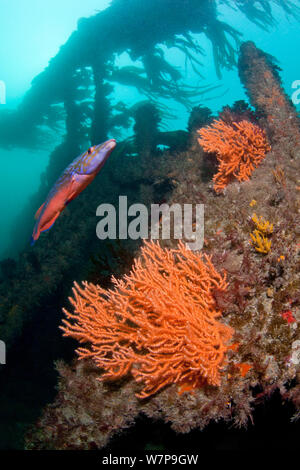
0,0,299,450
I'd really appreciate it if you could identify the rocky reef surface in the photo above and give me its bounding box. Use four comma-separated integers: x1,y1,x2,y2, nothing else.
21,42,300,450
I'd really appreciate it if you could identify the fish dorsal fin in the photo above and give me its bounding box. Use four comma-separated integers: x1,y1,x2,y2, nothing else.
34,203,45,220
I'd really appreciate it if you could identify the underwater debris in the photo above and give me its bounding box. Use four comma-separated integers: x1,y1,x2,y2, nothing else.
61,240,234,398
188,105,213,133
133,102,160,157
238,41,300,153
197,119,270,192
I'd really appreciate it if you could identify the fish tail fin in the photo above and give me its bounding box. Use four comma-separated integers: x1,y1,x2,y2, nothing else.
31,224,40,244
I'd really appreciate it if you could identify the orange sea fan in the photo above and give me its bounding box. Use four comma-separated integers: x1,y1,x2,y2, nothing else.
61,241,234,398
197,119,270,192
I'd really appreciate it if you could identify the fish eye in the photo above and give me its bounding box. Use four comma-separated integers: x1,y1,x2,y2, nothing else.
87,146,94,154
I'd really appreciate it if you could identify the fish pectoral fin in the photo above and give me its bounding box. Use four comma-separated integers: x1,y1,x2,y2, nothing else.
34,203,45,220
41,212,61,233
65,191,77,206
64,172,90,206
64,175,80,206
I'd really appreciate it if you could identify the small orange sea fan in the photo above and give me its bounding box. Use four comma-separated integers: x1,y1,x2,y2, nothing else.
61,240,234,398
197,119,270,192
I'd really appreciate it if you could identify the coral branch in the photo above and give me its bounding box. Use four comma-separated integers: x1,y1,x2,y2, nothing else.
61,241,234,398
197,119,270,192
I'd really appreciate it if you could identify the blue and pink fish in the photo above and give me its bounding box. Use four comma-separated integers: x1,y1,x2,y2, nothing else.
31,139,116,244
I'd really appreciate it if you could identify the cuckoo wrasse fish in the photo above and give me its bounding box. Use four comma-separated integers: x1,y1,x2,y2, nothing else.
31,139,116,244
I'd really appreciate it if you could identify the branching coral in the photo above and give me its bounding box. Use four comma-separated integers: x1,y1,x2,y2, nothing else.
250,229,272,254
251,213,273,235
61,240,234,398
197,119,271,192
250,213,273,254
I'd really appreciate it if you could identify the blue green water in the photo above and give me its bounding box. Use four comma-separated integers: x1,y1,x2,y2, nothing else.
0,0,299,259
